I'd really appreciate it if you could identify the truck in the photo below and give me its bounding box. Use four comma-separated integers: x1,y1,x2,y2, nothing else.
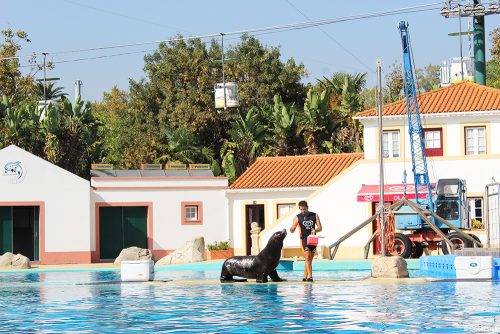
391,22,479,258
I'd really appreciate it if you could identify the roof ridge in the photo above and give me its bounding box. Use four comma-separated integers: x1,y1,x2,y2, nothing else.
256,152,364,161
356,81,500,117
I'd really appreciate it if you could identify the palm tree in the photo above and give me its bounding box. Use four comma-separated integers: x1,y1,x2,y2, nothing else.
267,94,297,156
221,107,266,182
296,89,330,155
156,127,216,168
318,72,367,152
34,81,68,101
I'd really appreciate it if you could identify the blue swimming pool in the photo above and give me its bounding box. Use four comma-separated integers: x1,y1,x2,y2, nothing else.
0,268,499,333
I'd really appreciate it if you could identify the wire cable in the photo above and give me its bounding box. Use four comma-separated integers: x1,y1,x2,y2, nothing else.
1,2,442,62
285,0,372,71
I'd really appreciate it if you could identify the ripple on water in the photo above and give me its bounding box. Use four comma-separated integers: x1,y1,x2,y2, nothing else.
0,270,498,333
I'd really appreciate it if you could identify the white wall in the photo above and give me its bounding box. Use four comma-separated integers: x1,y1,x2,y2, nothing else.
362,112,500,160
227,189,316,251
0,145,91,252
261,157,500,253
91,178,228,251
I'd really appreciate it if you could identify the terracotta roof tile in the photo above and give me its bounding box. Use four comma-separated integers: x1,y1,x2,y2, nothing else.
356,81,500,117
230,153,364,189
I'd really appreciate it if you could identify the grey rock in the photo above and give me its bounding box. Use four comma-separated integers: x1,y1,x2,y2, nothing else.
114,247,154,264
0,252,14,267
0,252,31,269
371,256,409,278
11,253,31,269
156,237,205,265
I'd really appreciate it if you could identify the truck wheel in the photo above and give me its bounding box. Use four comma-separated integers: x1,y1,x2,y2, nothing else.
411,242,424,258
468,233,483,248
441,232,472,254
390,233,413,258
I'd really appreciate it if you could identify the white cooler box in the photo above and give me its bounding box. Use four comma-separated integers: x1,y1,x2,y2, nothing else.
121,260,155,282
454,256,493,280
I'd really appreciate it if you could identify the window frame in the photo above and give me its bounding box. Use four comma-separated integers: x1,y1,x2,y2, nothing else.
181,202,203,225
468,197,484,229
276,203,295,219
465,126,486,156
382,130,400,159
423,128,443,157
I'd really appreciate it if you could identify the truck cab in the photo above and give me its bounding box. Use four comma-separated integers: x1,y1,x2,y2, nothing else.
434,178,469,229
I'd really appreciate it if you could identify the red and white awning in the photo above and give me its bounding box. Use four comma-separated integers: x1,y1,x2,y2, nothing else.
357,183,435,202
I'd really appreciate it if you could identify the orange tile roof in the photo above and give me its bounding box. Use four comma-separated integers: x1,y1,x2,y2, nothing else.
230,153,364,189
356,81,500,118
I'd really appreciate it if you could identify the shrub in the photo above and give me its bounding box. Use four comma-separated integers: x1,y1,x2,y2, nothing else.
471,219,483,229
207,241,230,250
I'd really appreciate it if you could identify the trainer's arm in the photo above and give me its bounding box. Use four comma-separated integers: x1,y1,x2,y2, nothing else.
315,214,323,233
290,216,299,233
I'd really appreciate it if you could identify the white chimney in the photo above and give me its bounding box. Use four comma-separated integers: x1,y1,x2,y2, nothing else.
74,80,83,102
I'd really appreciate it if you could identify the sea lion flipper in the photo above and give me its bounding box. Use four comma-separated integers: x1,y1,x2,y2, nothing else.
269,269,286,282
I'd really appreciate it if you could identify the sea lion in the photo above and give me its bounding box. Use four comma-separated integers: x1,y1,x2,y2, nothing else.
220,229,287,283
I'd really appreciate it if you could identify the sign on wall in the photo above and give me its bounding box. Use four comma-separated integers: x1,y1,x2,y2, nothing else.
2,161,27,184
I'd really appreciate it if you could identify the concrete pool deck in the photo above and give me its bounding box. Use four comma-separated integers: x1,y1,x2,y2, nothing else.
0,258,420,273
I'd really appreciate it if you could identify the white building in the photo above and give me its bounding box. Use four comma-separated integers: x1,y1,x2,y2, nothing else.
237,81,500,259
0,145,229,264
0,145,91,264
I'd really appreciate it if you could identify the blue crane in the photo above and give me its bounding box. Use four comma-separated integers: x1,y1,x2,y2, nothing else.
392,21,473,259
398,21,434,212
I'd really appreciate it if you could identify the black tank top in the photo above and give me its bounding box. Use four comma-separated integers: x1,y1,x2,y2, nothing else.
297,211,317,239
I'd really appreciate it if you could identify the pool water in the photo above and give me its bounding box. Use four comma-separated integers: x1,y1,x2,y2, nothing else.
0,269,499,333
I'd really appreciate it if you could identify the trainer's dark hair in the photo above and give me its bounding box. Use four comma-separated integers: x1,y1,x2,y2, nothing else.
298,200,308,208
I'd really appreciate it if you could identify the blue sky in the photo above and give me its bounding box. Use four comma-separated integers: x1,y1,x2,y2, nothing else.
2,1,499,102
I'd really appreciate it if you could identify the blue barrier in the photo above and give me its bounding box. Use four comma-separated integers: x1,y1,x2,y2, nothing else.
421,255,500,279
420,255,457,278
494,258,500,280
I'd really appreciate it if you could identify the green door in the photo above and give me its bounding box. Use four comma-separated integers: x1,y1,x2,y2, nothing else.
99,206,147,260
0,206,12,254
33,206,39,261
123,207,147,249
99,207,124,260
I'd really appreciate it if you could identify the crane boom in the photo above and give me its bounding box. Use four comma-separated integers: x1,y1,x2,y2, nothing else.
398,21,434,211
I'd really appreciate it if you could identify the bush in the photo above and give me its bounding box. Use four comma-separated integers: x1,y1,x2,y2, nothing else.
471,219,483,229
207,241,230,250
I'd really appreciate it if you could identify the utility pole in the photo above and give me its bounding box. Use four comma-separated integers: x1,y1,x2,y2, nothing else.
42,52,47,111
220,33,227,110
376,59,386,257
473,0,486,85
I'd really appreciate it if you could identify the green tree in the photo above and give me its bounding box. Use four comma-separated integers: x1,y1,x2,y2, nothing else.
385,62,404,103
40,97,100,177
0,95,43,152
318,72,367,152
0,29,50,103
487,28,500,89
297,89,330,155
416,64,440,92
34,81,68,101
221,108,266,182
264,95,299,156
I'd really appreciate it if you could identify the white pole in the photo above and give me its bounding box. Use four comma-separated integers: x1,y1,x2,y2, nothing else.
376,59,386,256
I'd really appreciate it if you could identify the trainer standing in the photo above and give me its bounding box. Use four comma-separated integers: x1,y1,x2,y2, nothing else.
290,200,322,282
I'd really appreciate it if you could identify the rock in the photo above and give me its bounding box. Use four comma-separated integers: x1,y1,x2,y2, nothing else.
114,247,155,264
156,237,205,265
371,256,409,278
11,253,31,269
0,252,31,269
0,252,14,267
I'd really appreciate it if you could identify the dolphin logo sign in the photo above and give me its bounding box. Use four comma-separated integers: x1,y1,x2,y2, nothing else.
3,161,26,184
